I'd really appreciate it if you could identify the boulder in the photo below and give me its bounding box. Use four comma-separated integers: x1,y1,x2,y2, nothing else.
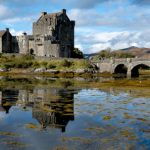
0,68,8,72
46,69,59,74
34,68,46,72
75,69,85,73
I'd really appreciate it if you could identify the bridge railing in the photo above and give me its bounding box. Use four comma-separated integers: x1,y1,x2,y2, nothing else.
91,58,128,63
91,58,149,63
131,58,148,61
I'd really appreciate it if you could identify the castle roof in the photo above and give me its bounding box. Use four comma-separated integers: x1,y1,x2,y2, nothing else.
45,12,62,17
0,30,6,37
37,12,62,23
36,9,69,24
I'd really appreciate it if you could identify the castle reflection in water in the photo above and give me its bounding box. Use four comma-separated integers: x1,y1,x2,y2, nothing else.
0,87,75,132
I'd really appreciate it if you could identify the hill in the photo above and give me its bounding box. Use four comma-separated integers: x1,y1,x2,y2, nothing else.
86,46,150,59
116,46,150,58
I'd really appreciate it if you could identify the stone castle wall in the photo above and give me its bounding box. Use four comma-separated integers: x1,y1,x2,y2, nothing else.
0,9,75,58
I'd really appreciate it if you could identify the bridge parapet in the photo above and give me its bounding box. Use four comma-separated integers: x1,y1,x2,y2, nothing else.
131,58,148,61
91,58,129,63
114,58,128,63
91,59,110,63
91,58,149,64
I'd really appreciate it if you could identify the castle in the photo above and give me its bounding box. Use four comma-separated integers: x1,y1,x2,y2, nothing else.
0,9,75,58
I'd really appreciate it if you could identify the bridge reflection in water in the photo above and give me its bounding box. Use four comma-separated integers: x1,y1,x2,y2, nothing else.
0,88,75,132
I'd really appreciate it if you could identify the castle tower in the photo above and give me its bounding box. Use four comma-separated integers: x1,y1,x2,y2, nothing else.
19,32,29,54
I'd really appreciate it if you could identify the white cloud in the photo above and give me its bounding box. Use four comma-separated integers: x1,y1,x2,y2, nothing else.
75,44,83,51
3,17,33,24
89,43,111,53
90,32,122,43
10,29,31,36
10,29,24,36
68,6,150,30
75,30,150,54
0,5,12,19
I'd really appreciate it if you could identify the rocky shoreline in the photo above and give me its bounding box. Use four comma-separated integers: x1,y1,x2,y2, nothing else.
0,67,105,77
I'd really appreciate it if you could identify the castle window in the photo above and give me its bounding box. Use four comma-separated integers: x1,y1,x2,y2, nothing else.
30,49,34,55
49,18,52,25
38,44,43,46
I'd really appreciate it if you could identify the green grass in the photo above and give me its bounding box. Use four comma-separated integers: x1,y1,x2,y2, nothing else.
0,54,94,71
0,54,34,69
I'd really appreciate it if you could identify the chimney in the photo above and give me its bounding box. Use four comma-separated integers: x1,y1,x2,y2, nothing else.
62,9,66,14
41,12,47,16
23,32,27,36
6,28,9,32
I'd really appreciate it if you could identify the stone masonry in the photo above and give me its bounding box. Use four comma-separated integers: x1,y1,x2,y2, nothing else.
0,9,75,58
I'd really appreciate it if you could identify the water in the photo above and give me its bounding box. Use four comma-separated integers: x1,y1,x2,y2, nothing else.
0,77,149,150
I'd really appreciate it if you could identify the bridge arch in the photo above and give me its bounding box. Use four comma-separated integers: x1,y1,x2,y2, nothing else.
131,63,150,77
114,64,128,76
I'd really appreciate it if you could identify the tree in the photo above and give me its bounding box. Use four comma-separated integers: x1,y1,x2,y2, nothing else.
71,48,83,58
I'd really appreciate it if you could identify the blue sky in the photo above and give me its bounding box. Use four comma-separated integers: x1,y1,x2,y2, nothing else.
0,0,150,53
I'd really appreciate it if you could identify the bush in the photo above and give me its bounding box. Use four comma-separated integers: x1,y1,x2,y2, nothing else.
40,61,48,68
0,53,3,58
32,61,40,68
60,59,73,68
20,54,34,60
14,60,33,68
73,60,92,69
47,63,56,69
3,62,15,69
71,48,83,58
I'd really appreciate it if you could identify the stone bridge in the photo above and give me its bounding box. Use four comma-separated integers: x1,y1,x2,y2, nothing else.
92,58,150,77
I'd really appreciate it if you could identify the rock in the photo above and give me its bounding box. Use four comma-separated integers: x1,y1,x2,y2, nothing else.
34,68,46,72
0,68,8,72
75,69,85,73
75,68,97,73
60,70,74,73
46,69,59,73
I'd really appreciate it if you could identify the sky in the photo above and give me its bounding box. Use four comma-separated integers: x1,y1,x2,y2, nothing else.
0,0,150,54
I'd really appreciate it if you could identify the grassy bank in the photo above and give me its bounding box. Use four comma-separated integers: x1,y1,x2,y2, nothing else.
0,54,92,70
0,54,99,77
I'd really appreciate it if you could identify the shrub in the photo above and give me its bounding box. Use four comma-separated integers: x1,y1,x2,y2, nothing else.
73,60,92,69
40,61,48,68
14,60,33,68
32,61,40,68
0,53,3,58
3,62,15,69
60,59,73,68
47,63,56,69
71,48,83,58
10,55,16,59
20,54,34,60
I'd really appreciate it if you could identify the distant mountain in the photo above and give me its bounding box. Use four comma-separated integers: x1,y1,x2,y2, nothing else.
84,53,99,59
116,46,150,58
85,47,150,59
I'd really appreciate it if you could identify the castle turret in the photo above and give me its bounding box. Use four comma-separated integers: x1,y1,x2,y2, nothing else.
19,32,29,54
